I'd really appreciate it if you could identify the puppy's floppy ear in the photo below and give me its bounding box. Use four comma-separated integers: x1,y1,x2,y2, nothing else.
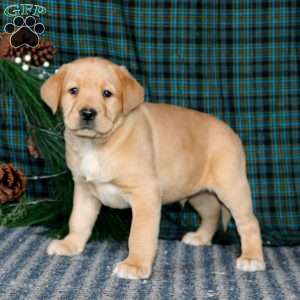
117,66,144,115
40,65,66,114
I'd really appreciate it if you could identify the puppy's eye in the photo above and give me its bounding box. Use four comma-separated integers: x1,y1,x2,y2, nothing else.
103,90,112,98
69,87,79,95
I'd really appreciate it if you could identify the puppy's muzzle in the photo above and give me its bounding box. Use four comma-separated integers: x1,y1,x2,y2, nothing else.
79,107,97,129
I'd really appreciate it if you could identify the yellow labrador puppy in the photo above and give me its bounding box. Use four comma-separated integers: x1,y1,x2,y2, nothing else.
41,57,265,279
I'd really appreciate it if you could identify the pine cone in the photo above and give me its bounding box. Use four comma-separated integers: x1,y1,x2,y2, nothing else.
0,163,27,204
1,34,57,67
0,33,11,57
27,136,41,159
27,38,57,66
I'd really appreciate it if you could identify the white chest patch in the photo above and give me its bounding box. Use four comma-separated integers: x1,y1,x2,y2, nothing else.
79,149,101,182
94,184,130,209
74,142,129,209
75,143,113,183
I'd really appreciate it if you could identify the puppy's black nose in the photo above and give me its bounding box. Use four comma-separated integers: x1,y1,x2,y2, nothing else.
80,108,97,122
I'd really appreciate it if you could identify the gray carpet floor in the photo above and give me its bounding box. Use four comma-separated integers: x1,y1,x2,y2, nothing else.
0,227,300,300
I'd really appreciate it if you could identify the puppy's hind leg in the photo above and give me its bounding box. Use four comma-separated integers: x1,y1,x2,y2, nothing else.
214,176,265,272
182,192,221,246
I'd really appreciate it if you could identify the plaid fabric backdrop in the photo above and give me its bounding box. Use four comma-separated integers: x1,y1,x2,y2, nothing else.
0,1,299,244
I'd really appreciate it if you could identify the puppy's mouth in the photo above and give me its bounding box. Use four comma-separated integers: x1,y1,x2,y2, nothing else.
79,121,95,130
64,113,116,139
75,128,98,138
73,126,113,139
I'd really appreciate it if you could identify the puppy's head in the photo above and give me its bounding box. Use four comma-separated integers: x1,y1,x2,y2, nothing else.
41,58,144,138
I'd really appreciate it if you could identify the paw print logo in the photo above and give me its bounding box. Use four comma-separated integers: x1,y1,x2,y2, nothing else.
4,16,45,48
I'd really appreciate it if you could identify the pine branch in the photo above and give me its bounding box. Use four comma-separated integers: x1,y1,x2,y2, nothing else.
0,59,130,240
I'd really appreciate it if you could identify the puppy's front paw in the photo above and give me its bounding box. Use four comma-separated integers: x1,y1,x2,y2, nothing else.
47,238,84,256
182,232,212,246
236,256,266,272
113,259,151,279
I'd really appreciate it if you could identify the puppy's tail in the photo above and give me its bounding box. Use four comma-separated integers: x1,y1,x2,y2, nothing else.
221,206,231,231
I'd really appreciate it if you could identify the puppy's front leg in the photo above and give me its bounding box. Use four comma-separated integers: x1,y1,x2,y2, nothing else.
47,181,101,256
113,189,161,279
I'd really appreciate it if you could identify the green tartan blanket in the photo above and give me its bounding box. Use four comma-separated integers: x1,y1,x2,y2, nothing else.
0,1,299,244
